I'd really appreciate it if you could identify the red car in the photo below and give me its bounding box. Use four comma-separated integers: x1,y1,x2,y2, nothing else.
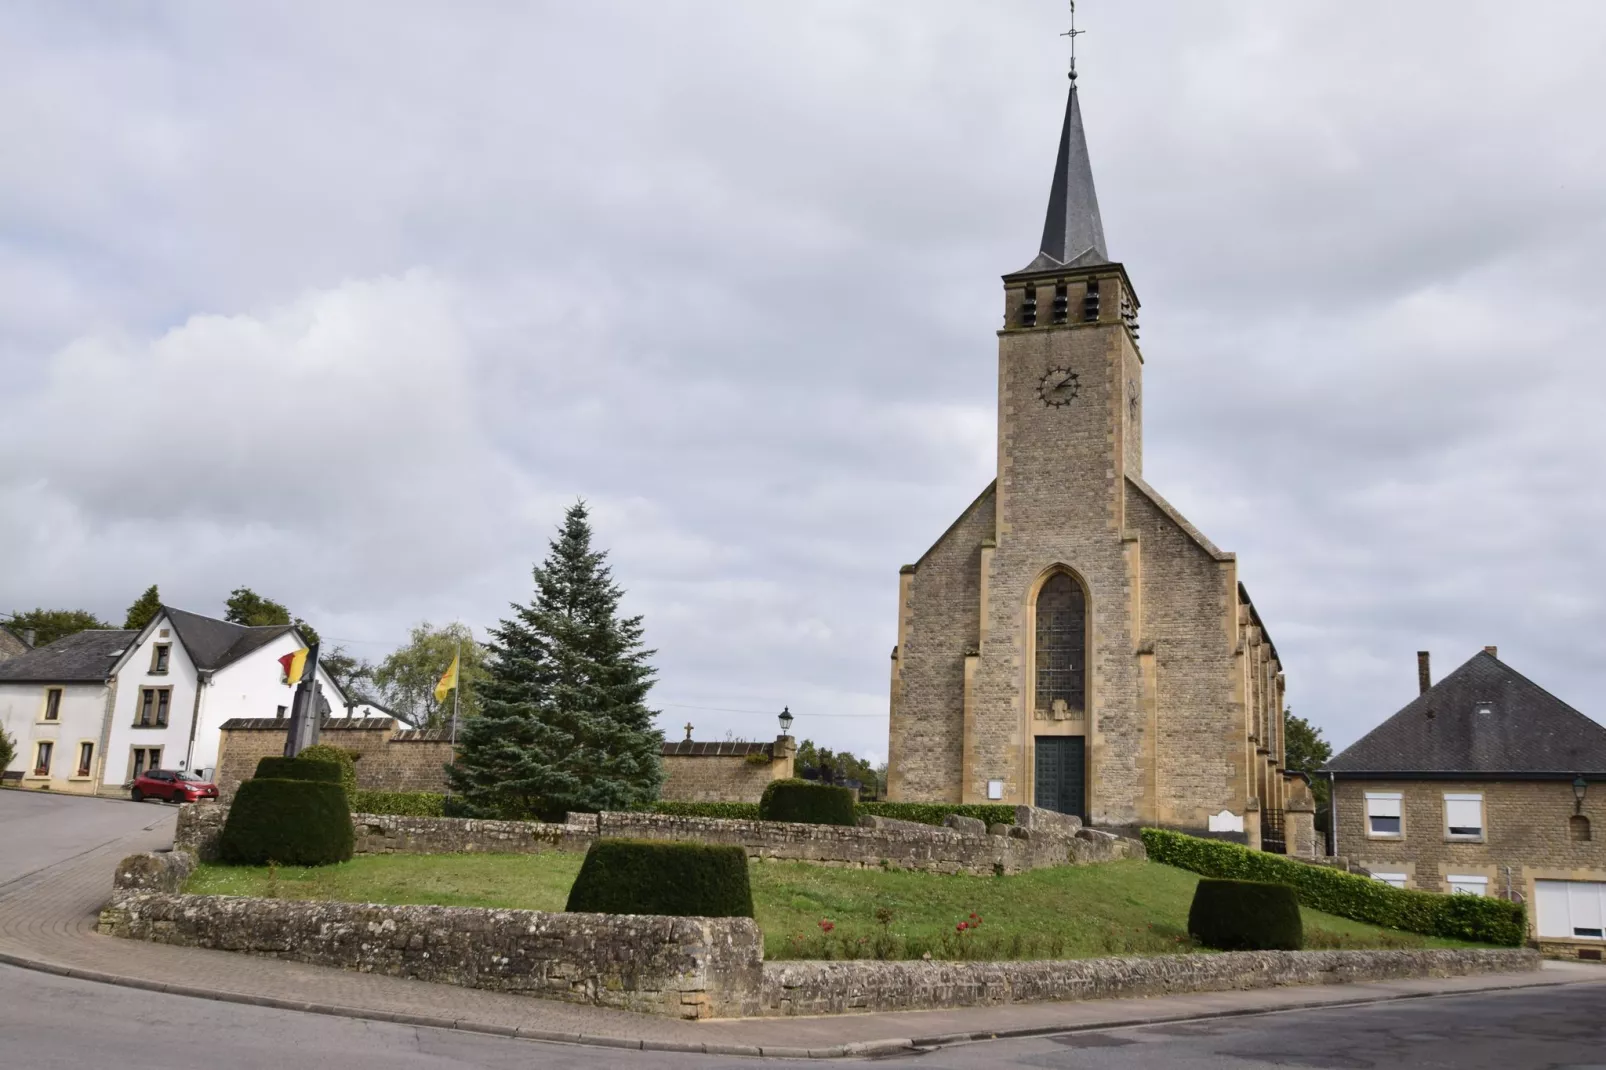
130,769,219,804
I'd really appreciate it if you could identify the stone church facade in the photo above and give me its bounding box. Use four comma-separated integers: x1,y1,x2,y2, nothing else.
886,70,1289,834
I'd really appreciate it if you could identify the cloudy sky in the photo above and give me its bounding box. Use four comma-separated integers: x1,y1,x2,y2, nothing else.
4,1,1605,762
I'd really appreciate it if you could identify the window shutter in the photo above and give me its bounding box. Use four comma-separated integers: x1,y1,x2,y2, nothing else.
1445,795,1483,834
1366,795,1401,818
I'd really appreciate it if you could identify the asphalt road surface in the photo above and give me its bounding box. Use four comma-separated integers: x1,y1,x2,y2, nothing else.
3,962,1603,1069
0,788,174,888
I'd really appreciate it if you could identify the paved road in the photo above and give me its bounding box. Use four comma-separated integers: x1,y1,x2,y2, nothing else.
4,961,1603,1068
0,788,174,888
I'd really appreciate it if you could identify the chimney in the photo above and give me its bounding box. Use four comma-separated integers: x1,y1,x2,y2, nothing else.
1483,645,1498,659
1417,651,1431,695
22,629,36,648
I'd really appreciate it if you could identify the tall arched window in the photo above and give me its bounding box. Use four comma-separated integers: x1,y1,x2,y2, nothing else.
1035,573,1086,718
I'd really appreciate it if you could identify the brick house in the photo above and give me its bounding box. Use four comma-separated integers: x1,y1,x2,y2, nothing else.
1326,648,1606,955
886,63,1288,834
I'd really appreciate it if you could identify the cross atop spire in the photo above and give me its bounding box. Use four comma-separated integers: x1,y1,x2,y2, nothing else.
1012,1,1109,276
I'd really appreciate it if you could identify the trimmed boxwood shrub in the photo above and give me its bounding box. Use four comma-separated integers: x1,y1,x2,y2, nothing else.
758,779,857,826
295,744,358,797
1142,828,1526,947
649,801,761,820
1188,878,1304,950
565,839,754,918
351,789,447,817
253,756,343,784
858,802,1017,828
219,778,354,866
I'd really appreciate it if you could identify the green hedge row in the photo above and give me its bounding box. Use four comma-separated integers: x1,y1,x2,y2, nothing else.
858,802,1018,828
566,839,754,918
1141,828,1526,946
648,801,761,820
351,790,447,817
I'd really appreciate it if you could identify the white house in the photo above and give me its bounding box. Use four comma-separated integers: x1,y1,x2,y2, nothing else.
101,607,354,789
0,630,136,795
1,606,358,795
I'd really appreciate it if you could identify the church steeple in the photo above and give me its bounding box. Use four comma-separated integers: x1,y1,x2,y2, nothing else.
1014,3,1108,275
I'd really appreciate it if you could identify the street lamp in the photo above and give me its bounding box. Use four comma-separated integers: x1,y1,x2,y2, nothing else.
1574,775,1589,814
778,706,794,738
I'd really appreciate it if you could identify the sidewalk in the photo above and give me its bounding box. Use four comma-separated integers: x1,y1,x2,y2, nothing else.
1,818,1600,1060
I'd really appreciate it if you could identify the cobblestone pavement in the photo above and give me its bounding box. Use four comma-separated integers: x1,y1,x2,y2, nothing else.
2,791,1601,1060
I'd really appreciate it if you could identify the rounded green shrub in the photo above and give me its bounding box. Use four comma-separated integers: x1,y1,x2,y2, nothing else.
1188,878,1304,951
219,778,355,866
565,839,754,918
295,744,358,797
758,779,856,826
253,755,343,784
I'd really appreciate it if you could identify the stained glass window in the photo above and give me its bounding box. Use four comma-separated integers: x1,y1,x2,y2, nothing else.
1035,573,1086,716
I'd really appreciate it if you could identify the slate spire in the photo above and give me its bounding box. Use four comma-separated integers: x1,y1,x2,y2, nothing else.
1018,71,1109,275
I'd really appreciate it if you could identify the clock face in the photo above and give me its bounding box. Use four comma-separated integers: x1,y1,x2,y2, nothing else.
1037,366,1080,408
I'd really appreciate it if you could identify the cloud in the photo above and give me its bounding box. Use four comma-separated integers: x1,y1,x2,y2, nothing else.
3,0,1606,762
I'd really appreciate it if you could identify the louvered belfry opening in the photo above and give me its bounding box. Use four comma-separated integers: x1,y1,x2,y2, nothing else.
1035,573,1086,717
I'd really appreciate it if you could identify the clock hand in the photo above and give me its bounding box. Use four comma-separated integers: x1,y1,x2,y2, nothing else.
1056,372,1077,390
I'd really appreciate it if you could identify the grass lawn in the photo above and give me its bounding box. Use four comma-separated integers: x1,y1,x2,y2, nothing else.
185,855,1483,960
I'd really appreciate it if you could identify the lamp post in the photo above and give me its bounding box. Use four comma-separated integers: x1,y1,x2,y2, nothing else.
778,706,794,739
1574,775,1589,815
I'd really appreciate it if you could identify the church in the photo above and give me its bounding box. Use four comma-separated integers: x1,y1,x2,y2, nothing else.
885,60,1290,837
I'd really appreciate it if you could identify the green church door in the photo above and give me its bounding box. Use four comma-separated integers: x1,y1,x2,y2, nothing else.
1034,736,1086,819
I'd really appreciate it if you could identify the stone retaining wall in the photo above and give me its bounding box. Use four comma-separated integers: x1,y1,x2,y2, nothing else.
757,947,1540,1017
99,880,1538,1020
98,891,762,1020
174,803,1144,875
568,811,1143,875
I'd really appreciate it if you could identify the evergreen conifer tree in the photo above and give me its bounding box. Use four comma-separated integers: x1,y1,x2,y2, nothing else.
447,501,663,818
124,585,162,631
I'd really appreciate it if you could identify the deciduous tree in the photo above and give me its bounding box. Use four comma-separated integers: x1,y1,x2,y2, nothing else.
3,608,110,647
370,622,486,728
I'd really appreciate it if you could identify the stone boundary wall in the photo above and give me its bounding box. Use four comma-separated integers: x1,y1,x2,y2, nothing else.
566,811,1144,875
174,804,1145,875
98,892,762,1020
757,947,1540,1017
99,882,1538,1020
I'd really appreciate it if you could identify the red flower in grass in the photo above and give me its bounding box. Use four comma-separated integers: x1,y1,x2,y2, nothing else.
957,922,969,932
819,918,835,934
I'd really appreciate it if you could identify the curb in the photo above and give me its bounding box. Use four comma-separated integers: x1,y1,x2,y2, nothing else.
1,943,1592,1061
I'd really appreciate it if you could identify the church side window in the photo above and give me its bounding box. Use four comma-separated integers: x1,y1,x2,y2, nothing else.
1035,574,1086,718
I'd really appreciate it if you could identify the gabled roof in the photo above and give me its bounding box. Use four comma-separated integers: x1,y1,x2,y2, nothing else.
162,606,295,673
0,629,138,683
1327,651,1606,777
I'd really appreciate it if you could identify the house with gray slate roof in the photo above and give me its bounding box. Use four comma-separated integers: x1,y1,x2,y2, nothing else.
1,607,377,796
1326,647,1606,955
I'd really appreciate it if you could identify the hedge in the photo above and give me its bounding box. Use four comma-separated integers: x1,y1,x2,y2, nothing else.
565,839,754,918
351,790,446,817
1188,878,1304,950
649,801,761,821
758,779,857,826
219,778,355,866
858,802,1018,828
295,745,358,797
253,756,343,785
1141,828,1526,946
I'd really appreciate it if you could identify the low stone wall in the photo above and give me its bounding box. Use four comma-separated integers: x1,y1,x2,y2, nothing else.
113,851,196,892
568,811,1143,875
757,947,1540,1017
352,813,594,856
98,892,763,1020
175,803,1144,874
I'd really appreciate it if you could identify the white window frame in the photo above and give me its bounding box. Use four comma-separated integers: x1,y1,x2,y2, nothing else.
1365,792,1403,839
1444,793,1485,841
1372,872,1408,889
1447,874,1489,896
